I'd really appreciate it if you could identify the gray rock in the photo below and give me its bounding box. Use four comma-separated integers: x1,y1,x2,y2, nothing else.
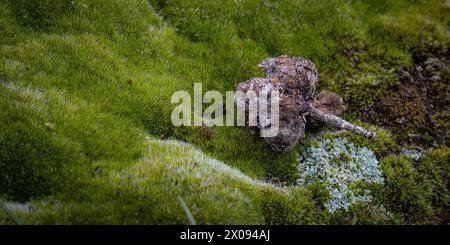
236,55,376,152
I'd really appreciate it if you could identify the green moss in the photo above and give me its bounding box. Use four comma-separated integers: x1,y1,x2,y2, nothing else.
380,152,450,224
0,0,448,224
0,82,145,201
0,85,77,201
381,155,429,223
322,203,393,225
310,126,399,156
3,139,318,224
258,186,316,225
6,0,75,31
416,146,450,222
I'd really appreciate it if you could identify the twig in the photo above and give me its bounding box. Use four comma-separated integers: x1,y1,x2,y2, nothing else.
308,105,376,139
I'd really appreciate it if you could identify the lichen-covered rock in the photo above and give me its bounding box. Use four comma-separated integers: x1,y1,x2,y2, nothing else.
236,55,375,152
236,56,315,151
258,55,317,100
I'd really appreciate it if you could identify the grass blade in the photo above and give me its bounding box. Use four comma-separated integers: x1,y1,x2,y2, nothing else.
178,196,196,225
0,200,23,225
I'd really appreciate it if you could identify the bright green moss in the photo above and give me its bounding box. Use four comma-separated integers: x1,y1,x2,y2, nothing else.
0,85,77,201
258,186,316,225
0,81,145,201
2,139,318,224
6,0,75,31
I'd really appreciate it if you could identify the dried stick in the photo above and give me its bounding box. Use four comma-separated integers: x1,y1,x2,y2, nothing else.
307,105,376,139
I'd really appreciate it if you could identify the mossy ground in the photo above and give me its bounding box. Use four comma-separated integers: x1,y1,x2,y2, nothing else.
0,0,449,224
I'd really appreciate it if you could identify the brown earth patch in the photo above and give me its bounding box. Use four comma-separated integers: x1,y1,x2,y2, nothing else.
364,40,449,147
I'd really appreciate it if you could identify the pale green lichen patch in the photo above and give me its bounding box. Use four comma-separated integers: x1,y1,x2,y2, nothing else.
297,137,384,213
399,148,423,161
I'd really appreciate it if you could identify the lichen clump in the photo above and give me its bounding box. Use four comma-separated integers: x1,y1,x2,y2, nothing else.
297,138,384,213
400,148,423,160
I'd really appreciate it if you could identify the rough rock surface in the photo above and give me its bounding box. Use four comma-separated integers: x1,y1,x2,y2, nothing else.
236,55,375,152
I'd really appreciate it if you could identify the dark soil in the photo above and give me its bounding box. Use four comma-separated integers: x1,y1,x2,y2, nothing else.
364,40,449,147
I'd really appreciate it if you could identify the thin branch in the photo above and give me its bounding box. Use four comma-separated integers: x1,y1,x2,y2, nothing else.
308,105,376,139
